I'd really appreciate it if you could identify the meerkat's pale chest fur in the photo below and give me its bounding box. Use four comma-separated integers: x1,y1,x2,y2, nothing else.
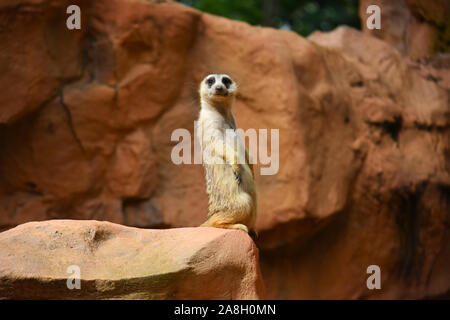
196,74,257,236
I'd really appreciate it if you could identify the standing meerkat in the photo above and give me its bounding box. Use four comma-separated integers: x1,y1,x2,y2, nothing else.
196,74,257,238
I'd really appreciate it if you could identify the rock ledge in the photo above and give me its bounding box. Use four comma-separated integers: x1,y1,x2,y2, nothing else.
0,220,265,299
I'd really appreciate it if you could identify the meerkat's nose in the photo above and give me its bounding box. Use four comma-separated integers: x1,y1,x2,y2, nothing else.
215,85,224,92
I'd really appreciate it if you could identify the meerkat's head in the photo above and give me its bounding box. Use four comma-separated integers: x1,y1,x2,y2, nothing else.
199,74,237,107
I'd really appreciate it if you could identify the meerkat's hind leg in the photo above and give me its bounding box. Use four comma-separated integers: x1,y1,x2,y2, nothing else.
228,223,249,233
210,222,249,233
200,220,211,227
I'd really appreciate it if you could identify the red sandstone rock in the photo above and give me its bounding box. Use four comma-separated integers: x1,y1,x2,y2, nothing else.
0,220,265,299
359,0,450,58
0,0,448,299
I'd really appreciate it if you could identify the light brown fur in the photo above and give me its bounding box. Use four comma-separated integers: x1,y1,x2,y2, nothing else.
196,74,257,236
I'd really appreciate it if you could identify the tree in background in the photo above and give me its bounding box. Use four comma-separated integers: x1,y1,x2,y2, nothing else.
179,0,361,36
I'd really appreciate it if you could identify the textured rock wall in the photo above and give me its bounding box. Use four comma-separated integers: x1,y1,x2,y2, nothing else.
0,0,449,299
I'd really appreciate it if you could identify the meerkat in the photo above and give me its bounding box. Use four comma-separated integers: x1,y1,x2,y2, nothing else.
196,74,257,238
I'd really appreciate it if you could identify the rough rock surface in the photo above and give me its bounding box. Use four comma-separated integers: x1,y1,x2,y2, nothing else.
0,220,265,299
0,0,449,299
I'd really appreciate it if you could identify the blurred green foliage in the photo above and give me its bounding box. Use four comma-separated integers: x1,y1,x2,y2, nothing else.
179,0,361,36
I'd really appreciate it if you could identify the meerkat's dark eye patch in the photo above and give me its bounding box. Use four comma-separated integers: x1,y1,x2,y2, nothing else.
222,77,232,88
206,77,215,87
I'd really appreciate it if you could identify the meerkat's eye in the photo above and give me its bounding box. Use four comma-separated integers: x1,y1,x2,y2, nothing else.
222,77,232,88
206,77,215,87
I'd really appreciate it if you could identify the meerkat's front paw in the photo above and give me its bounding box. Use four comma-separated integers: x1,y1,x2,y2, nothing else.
232,164,242,184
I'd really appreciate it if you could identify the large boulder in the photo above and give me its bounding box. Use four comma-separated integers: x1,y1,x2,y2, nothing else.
0,220,265,299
